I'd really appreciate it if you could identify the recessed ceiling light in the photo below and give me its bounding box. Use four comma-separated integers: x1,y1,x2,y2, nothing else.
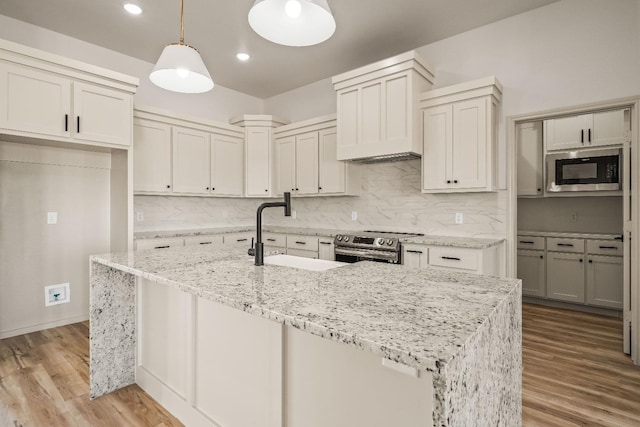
237,53,250,61
123,2,142,15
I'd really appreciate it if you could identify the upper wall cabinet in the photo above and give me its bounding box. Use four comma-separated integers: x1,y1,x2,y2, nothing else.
134,107,245,197
517,121,544,197
0,39,137,148
420,77,502,193
544,109,629,151
332,51,435,162
273,115,360,197
230,115,289,198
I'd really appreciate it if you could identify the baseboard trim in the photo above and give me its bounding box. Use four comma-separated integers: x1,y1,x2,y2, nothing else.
0,314,89,339
523,297,623,318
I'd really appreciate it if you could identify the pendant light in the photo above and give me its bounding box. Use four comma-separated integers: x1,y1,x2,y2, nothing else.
248,0,336,47
150,0,213,93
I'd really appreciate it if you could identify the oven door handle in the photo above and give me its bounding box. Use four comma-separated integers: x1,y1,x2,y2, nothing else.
334,247,398,262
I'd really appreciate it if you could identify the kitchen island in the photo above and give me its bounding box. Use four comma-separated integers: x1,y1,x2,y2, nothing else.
90,244,521,427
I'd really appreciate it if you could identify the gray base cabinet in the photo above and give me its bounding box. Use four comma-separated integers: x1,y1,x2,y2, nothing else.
516,249,545,297
586,255,623,309
546,252,585,303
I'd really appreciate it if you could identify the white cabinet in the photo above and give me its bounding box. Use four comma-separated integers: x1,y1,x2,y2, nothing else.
0,60,135,148
275,132,319,196
172,127,210,194
134,107,245,197
210,134,243,197
135,237,185,251
230,115,289,198
517,121,544,197
545,109,628,150
546,251,585,303
223,232,253,246
133,118,172,193
184,235,224,247
274,115,360,197
318,238,335,261
420,77,501,193
517,249,546,297
287,234,319,258
264,232,287,254
586,255,623,310
402,245,428,268
332,51,434,161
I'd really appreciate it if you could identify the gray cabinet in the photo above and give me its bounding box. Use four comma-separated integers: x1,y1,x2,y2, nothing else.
546,251,585,303
517,249,545,297
586,255,623,309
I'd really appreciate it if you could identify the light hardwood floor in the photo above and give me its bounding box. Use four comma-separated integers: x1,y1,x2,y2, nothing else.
1,305,639,426
523,303,640,426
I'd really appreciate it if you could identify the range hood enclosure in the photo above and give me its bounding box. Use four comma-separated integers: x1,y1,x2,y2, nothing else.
332,51,435,162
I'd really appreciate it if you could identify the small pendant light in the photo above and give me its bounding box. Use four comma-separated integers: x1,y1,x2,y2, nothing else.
248,0,336,47
150,0,214,93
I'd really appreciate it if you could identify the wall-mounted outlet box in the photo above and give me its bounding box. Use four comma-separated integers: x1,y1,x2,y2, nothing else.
45,283,70,306
136,211,144,222
291,210,297,219
47,211,58,224
455,212,464,224
351,211,358,221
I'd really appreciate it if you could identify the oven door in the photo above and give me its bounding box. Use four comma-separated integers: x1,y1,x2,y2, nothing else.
334,247,399,264
546,149,621,192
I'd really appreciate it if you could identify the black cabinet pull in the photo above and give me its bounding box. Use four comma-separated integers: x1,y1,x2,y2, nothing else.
206,187,210,190
539,255,544,259
264,189,268,192
588,128,591,142
407,250,423,254
519,241,535,244
77,116,80,133
320,241,331,245
598,245,618,250
167,185,171,188
453,180,458,184
295,241,306,245
588,259,593,263
557,243,574,247
446,180,451,184
295,188,299,191
318,186,322,190
199,242,212,245
579,258,583,263
237,238,248,242
266,238,276,242
441,256,461,261
154,245,170,249
537,188,541,192
64,114,68,131
580,129,584,143
212,187,215,191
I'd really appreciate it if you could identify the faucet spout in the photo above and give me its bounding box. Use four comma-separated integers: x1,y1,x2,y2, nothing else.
253,192,292,266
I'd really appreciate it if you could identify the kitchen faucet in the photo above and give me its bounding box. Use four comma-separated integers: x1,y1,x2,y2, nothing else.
249,192,292,266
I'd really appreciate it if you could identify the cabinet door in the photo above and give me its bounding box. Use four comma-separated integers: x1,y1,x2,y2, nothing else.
403,246,427,268
422,105,452,190
133,119,172,193
275,136,296,196
0,62,71,137
546,252,585,303
295,132,319,195
336,88,358,159
73,82,132,146
451,98,487,190
586,255,623,309
544,114,589,150
172,127,210,194
591,109,627,147
246,127,272,197
517,249,545,297
385,74,410,142
211,134,243,197
360,81,383,146
286,248,318,259
318,238,335,261
319,127,345,194
516,121,543,196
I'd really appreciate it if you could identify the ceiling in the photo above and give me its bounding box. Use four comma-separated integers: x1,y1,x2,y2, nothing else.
0,0,558,99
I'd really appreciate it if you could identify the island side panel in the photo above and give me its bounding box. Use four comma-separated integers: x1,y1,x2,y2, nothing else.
436,283,522,427
89,261,136,399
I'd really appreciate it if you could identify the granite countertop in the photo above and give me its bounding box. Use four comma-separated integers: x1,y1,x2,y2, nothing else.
135,227,505,249
91,245,520,374
518,230,623,240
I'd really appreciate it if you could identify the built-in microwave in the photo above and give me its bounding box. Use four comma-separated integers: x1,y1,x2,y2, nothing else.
546,148,622,192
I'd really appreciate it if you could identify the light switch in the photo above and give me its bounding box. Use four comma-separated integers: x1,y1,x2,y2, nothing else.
47,212,58,224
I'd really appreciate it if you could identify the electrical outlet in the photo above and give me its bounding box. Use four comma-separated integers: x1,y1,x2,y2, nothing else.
44,283,70,306
455,212,464,224
47,211,58,224
291,210,297,219
136,211,144,222
570,212,578,222
351,211,357,221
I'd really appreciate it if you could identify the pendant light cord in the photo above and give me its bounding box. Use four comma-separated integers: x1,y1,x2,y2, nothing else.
179,0,185,45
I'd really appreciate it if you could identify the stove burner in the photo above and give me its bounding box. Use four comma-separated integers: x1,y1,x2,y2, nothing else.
333,231,423,264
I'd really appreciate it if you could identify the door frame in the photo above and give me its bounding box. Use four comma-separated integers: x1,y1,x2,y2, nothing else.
506,96,640,364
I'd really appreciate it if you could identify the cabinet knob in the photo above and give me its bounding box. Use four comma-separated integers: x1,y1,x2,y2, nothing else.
540,255,543,259
167,185,171,189
447,180,451,184
453,180,458,184
265,189,268,192
588,259,593,263
537,188,541,192
579,258,583,263
206,187,210,190
295,188,299,191
318,186,322,190
212,187,215,191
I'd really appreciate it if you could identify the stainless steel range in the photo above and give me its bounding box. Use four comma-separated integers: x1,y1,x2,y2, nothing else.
334,231,424,264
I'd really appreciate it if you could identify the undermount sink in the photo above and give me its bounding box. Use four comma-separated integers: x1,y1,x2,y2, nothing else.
263,254,349,271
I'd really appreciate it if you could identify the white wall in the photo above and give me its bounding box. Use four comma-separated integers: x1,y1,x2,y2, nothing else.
0,15,264,123
263,78,336,122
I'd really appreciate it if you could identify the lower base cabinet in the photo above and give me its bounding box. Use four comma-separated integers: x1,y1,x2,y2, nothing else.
546,251,585,303
137,278,434,427
587,255,623,309
402,244,500,276
516,249,545,298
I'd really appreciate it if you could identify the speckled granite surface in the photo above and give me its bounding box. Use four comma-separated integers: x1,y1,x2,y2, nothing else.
518,230,621,240
90,245,521,425
403,235,504,249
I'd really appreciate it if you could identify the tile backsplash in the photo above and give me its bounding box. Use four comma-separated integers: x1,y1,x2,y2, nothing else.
134,160,506,238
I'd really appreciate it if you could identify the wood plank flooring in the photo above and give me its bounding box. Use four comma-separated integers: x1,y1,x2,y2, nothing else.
523,303,640,426
0,321,183,427
1,305,639,426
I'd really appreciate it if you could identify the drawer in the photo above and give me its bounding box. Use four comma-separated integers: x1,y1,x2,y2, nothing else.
184,235,224,246
263,232,286,248
224,232,254,245
286,248,318,259
428,247,479,272
286,235,319,251
516,236,545,250
135,237,184,251
547,238,584,253
587,239,623,256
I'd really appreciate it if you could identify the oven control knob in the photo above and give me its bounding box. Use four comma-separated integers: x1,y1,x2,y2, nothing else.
387,239,393,245
344,236,350,242
377,238,385,245
336,235,343,241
